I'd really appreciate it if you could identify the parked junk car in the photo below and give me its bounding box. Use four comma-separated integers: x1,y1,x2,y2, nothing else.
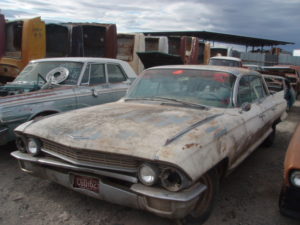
210,47,240,58
208,56,242,67
117,33,145,74
243,64,262,72
263,74,296,110
11,65,287,224
46,23,69,58
46,23,118,59
279,123,300,219
0,19,118,84
0,13,5,59
62,23,117,58
0,57,136,145
262,65,300,96
0,17,46,83
137,36,201,69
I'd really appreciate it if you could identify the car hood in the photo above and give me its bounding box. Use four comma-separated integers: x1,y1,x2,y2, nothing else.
17,101,228,178
0,85,74,107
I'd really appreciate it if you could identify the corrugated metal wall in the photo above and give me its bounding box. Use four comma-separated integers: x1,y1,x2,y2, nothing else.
241,52,300,66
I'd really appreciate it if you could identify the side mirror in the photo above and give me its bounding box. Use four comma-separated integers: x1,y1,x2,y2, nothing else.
240,102,251,112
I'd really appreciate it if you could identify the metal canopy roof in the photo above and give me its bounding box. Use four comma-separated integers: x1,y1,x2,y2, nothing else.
142,31,294,47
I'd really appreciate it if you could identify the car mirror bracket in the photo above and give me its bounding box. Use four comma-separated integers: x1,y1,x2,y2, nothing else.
239,102,251,113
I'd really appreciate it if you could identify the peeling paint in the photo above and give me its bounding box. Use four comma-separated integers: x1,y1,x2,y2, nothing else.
205,126,220,133
214,128,227,138
116,130,138,140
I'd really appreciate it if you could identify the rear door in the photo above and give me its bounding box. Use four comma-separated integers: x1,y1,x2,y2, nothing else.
249,75,276,134
106,63,131,100
230,75,266,166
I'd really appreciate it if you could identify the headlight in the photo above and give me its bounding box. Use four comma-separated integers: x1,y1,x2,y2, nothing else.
27,138,42,156
15,136,27,153
138,164,158,186
160,168,184,192
290,171,300,187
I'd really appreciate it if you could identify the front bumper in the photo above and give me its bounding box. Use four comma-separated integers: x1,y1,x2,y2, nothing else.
279,185,300,219
11,151,206,219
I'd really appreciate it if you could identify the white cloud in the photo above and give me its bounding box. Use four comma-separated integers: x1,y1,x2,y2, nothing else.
0,0,299,50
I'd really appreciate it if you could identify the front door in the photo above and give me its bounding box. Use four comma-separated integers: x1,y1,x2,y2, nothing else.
75,63,109,108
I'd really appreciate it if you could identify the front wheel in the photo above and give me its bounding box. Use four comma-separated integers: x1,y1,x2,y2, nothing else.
179,168,219,225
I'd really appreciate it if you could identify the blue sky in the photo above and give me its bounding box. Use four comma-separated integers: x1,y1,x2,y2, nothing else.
1,0,300,52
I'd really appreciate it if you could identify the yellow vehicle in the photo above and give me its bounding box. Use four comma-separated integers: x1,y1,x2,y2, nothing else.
0,17,45,83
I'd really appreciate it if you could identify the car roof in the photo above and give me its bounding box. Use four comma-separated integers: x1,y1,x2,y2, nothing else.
29,57,137,78
30,57,127,64
146,65,260,77
210,56,241,62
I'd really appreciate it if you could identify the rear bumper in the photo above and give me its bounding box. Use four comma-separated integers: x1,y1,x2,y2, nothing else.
279,185,300,219
11,151,206,219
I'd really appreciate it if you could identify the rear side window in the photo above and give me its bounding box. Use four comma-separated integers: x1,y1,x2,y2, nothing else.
90,64,106,84
237,75,267,106
249,76,267,99
237,76,253,106
107,64,126,83
81,63,106,85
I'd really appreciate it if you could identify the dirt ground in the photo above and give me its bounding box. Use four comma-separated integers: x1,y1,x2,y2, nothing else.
1,102,300,225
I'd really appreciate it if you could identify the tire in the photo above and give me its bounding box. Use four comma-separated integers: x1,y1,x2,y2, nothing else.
179,168,219,225
262,126,276,147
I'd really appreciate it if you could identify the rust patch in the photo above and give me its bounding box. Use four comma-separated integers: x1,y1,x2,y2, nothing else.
208,120,218,126
182,143,199,150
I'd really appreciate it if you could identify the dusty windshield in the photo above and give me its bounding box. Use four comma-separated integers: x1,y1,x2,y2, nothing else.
13,61,84,85
127,68,236,108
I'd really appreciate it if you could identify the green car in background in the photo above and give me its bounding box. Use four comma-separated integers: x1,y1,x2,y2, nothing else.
0,57,137,146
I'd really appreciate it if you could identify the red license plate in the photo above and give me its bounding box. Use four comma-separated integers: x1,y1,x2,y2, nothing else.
73,175,99,193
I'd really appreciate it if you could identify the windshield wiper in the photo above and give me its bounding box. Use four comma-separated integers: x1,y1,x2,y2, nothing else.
125,97,208,110
151,97,209,110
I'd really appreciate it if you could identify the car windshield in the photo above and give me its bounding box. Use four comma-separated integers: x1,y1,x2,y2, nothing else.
13,61,84,85
126,68,236,108
209,58,241,67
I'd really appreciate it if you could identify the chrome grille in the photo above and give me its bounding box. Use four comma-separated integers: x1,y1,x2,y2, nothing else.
42,139,139,169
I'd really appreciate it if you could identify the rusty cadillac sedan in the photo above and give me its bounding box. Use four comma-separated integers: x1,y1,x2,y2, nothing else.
279,123,300,219
11,65,287,224
0,57,136,145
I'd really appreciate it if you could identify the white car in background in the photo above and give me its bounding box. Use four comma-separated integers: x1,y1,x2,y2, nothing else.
208,56,242,67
